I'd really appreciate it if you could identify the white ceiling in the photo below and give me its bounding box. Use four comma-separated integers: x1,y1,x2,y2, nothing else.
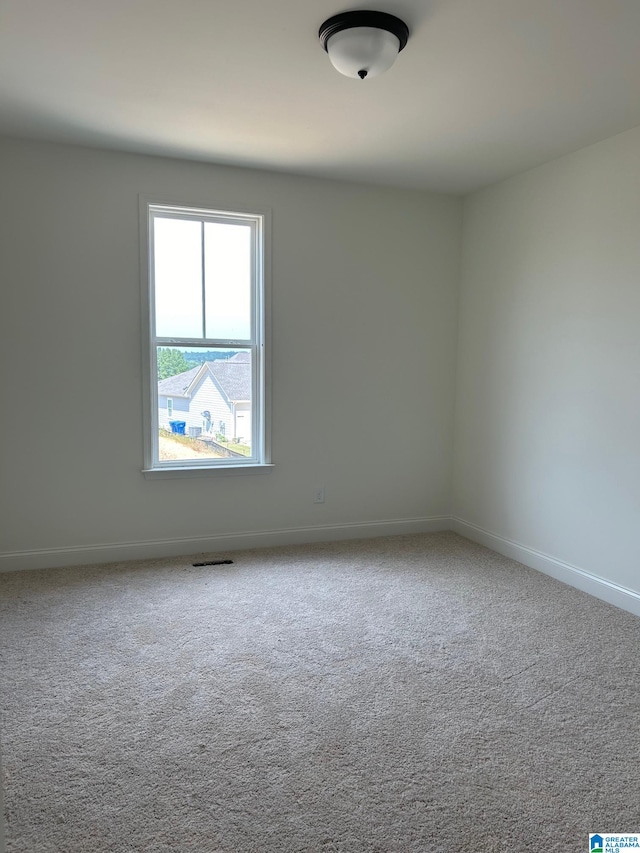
1,0,640,194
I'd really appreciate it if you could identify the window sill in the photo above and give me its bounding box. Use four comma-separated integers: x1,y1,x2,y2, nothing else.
142,463,274,480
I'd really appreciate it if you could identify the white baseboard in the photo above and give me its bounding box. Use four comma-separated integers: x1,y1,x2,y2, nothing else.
4,515,640,620
0,516,451,573
451,516,640,618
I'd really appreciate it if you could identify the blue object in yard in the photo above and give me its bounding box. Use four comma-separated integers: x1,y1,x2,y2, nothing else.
169,420,186,435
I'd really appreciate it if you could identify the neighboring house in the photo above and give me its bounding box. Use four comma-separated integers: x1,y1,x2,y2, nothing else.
158,353,251,444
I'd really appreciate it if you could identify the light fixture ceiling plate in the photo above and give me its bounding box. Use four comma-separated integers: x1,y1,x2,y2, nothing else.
318,10,409,53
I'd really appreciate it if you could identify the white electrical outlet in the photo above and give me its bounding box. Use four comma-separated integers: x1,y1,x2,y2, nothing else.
314,486,325,504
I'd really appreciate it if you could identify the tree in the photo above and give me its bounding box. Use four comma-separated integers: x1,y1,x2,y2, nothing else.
157,348,189,380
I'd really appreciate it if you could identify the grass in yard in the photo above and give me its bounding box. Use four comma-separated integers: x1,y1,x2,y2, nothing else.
214,436,251,456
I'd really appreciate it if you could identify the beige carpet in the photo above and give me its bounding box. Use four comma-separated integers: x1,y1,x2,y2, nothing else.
1,532,639,852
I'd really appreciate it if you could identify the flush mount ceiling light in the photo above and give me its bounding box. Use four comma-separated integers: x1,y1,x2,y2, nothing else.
319,10,409,80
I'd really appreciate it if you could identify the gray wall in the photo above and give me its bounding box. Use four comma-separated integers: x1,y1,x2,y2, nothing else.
0,138,462,568
3,126,639,603
0,736,4,853
453,124,640,594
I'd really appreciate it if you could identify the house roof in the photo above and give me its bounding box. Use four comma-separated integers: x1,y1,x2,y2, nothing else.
158,357,250,403
207,359,251,402
157,365,202,397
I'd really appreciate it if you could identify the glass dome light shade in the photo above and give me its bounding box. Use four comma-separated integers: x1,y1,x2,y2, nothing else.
326,26,401,79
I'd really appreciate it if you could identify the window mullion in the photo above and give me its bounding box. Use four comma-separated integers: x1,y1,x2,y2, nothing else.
155,338,253,348
201,221,206,340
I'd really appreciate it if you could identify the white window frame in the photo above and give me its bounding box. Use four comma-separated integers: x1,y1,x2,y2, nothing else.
140,197,272,478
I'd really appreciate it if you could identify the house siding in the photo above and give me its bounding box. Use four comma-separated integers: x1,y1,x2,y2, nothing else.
191,374,235,438
158,395,190,430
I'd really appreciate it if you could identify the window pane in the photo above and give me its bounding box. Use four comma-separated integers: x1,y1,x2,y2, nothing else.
157,346,253,463
154,217,203,338
204,222,251,339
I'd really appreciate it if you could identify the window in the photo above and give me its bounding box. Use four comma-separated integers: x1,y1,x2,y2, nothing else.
141,201,270,474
